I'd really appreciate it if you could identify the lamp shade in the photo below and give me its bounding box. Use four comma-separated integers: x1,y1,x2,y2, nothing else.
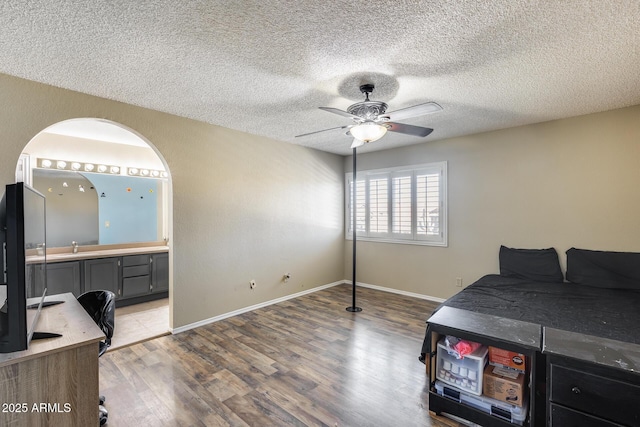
349,122,387,143
350,138,365,149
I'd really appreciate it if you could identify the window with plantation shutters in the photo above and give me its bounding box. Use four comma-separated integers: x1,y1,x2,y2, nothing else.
346,162,447,246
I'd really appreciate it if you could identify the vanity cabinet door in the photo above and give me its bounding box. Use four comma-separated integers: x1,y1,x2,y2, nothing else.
46,261,82,297
122,276,150,297
151,253,169,292
84,257,120,296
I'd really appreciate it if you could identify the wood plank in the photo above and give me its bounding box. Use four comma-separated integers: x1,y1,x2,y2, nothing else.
100,284,463,426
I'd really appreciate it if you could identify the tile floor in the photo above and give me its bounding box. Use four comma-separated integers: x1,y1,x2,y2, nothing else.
109,298,170,351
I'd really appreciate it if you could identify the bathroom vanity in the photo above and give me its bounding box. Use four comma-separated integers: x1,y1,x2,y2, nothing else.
30,245,169,306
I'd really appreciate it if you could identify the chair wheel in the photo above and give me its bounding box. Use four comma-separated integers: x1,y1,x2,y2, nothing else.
99,404,108,425
99,395,106,405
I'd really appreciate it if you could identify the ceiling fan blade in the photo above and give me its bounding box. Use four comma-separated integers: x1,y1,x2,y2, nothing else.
382,102,442,122
295,124,351,138
386,122,434,137
319,107,362,121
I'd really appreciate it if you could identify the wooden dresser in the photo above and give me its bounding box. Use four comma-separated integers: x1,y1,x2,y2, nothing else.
0,293,105,426
544,328,640,427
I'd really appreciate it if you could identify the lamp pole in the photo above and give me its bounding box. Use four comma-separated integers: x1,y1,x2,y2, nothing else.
347,146,362,312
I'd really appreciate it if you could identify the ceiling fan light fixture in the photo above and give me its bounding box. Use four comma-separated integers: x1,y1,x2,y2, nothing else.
350,138,365,149
349,122,387,143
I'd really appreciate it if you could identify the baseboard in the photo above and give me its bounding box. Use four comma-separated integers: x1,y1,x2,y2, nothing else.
344,280,447,303
171,280,344,334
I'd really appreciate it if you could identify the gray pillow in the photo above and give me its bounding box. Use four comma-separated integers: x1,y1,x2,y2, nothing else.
566,248,640,289
499,246,564,283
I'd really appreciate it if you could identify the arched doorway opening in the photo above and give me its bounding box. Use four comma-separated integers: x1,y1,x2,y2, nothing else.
16,118,173,347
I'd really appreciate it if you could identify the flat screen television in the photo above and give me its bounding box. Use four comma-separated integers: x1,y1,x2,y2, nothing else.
0,182,47,353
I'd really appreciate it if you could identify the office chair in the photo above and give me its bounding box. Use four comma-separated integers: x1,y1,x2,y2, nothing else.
77,290,116,426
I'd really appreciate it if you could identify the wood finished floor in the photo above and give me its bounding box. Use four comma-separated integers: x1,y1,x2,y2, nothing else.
99,284,463,427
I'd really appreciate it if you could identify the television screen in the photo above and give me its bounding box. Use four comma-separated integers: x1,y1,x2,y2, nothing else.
23,185,46,299
0,183,47,353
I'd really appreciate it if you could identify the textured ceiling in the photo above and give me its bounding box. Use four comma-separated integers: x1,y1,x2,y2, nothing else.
1,1,639,155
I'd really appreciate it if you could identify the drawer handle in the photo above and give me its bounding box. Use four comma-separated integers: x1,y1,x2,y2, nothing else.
571,386,581,395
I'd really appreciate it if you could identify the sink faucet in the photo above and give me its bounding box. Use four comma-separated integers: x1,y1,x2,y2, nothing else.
72,241,78,254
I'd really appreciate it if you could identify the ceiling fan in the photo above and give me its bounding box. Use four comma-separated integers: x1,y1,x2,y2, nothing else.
295,84,442,148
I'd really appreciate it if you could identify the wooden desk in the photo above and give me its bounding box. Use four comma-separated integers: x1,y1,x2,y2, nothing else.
0,293,104,426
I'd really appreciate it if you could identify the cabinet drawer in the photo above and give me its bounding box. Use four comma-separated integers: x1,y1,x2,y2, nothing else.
122,254,150,267
550,364,640,425
550,403,623,427
122,276,150,297
123,264,150,278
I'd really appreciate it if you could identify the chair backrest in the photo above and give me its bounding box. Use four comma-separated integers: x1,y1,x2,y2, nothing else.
77,290,116,356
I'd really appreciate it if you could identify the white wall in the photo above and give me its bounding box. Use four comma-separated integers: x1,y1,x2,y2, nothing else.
345,105,640,300
0,73,345,329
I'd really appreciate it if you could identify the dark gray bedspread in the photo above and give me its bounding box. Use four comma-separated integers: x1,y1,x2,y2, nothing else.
421,274,640,355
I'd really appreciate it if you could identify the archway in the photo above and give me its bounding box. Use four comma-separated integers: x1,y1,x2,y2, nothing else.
17,118,173,345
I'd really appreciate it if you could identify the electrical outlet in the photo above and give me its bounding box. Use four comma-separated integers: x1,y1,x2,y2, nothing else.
456,277,463,287
250,280,256,289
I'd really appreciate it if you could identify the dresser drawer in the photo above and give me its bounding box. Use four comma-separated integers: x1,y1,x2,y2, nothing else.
550,403,623,427
123,254,150,267
123,264,150,278
550,364,640,425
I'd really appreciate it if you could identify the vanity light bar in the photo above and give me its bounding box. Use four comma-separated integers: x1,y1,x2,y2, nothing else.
37,158,168,178
37,158,121,175
127,167,168,178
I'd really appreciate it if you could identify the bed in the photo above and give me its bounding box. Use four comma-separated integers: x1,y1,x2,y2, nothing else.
421,246,640,357
422,246,640,426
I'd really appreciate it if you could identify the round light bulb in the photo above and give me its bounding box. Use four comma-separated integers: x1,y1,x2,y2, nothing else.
349,122,387,143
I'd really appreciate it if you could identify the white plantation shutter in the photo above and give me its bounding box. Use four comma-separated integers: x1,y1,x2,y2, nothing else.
369,175,389,235
416,169,442,241
346,162,446,246
355,179,366,234
392,173,412,237
347,178,366,235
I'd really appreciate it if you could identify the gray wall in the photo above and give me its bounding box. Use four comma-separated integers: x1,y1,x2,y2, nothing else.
0,73,345,329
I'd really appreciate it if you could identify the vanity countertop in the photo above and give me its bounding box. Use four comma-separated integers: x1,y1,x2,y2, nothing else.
38,245,169,263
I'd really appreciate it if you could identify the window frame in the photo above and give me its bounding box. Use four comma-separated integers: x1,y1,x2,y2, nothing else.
345,161,447,247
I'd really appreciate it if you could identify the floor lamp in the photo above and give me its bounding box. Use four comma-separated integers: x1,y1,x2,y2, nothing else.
346,146,362,312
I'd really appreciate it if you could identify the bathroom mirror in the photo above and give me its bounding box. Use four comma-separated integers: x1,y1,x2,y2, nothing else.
32,169,99,247
32,169,164,248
